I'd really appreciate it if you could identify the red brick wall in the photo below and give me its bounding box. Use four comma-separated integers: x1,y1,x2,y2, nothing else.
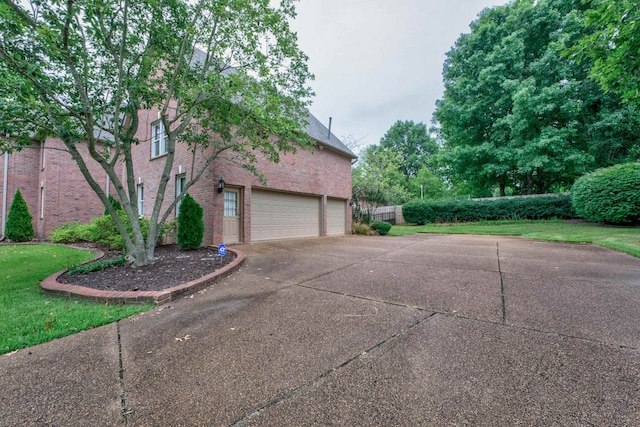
1,139,114,239
209,145,353,245
1,145,41,237
3,108,353,244
132,107,353,246
38,138,110,237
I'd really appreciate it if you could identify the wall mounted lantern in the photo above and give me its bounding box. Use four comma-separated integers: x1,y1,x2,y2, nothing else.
217,177,225,193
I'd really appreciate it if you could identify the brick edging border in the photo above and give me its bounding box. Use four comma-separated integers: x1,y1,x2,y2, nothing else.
40,248,245,305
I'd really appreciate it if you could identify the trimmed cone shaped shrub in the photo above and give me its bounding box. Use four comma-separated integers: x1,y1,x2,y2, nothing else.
177,193,204,250
5,189,34,242
571,163,640,225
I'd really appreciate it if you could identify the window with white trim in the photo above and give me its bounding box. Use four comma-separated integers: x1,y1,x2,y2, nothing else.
224,190,238,217
175,174,186,216
151,121,168,158
137,184,144,216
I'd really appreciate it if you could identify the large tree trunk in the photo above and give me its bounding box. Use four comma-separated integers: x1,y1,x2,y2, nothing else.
525,172,533,195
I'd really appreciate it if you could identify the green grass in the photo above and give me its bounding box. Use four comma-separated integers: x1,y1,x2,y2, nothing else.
0,244,152,355
388,219,640,257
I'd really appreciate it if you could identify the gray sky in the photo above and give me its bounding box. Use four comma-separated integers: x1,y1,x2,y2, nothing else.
290,0,510,153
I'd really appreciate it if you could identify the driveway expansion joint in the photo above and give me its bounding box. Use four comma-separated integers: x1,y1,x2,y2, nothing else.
291,239,427,289
117,321,129,425
497,241,508,325
228,312,437,426
450,315,639,352
506,323,640,352
295,282,431,312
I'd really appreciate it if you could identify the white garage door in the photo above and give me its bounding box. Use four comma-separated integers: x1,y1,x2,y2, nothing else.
327,199,347,235
251,190,321,241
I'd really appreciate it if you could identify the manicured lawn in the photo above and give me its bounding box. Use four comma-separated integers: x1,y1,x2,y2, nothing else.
0,244,152,355
389,220,640,257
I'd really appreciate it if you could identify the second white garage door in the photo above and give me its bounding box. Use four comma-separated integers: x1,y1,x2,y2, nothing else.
327,198,347,235
251,190,321,242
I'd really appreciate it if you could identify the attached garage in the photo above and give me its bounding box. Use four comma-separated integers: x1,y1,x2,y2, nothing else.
327,198,347,235
251,190,321,242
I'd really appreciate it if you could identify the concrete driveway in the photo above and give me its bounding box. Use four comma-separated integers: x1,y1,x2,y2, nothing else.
1,234,639,426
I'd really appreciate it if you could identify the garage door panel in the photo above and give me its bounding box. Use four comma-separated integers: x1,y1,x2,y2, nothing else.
251,190,320,241
327,199,347,236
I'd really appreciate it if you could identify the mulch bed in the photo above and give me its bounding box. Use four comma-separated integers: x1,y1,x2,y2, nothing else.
57,244,236,292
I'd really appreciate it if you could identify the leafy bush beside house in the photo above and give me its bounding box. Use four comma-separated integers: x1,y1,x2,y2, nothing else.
571,163,640,225
403,194,575,225
49,222,92,243
5,189,34,242
90,210,151,250
50,214,175,249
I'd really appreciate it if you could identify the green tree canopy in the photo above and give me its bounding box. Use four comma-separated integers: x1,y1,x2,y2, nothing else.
408,166,447,201
435,0,640,197
0,0,313,267
353,122,447,206
352,144,409,207
573,0,640,106
379,120,439,180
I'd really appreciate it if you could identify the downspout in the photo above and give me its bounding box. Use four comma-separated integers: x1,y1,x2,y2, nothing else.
1,152,8,240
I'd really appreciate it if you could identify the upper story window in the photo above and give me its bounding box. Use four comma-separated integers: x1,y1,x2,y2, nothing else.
152,121,168,158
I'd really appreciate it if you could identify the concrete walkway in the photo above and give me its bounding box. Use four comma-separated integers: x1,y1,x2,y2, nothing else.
1,234,639,426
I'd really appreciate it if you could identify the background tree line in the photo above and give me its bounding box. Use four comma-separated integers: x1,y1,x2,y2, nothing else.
354,0,640,205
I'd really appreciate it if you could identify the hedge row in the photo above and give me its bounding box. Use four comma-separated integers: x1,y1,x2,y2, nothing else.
403,194,576,224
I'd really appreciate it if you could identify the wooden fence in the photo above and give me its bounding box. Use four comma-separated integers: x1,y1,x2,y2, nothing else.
372,205,405,225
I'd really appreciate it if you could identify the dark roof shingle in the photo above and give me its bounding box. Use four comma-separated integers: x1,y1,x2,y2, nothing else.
304,113,356,159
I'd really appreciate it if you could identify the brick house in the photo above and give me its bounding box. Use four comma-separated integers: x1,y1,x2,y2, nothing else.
0,111,356,245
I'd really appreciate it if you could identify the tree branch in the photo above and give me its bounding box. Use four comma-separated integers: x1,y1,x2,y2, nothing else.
2,0,37,28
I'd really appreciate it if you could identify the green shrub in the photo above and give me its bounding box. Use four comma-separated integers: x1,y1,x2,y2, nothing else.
89,214,126,249
403,194,575,225
5,189,34,242
89,210,151,250
571,163,640,225
51,214,173,249
67,255,126,275
103,195,123,216
159,219,177,245
372,221,392,235
49,222,93,243
177,194,204,250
